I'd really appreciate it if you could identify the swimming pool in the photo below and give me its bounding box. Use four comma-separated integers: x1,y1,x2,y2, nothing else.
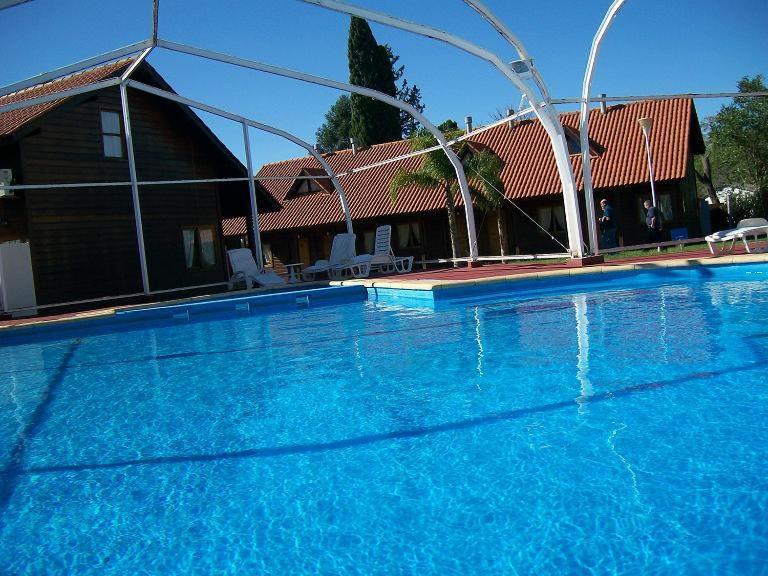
1,265,767,574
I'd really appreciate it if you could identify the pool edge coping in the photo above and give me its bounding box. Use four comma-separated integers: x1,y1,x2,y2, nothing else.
330,253,768,292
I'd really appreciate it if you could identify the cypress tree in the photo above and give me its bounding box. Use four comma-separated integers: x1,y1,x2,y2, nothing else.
348,17,402,147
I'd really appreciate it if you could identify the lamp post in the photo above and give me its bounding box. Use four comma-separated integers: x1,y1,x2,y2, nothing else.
637,117,658,207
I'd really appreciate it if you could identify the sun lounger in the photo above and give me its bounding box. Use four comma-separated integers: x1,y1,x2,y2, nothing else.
705,218,768,255
227,248,286,289
302,233,369,280
355,225,414,275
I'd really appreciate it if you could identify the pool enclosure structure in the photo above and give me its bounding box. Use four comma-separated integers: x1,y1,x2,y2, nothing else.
1,0,766,314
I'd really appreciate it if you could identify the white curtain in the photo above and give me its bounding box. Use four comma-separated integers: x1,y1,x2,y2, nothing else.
552,205,566,232
183,229,196,268
199,228,216,267
537,207,553,230
397,223,410,249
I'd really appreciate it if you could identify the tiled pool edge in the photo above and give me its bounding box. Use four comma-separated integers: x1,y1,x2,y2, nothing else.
0,285,366,342
333,253,768,306
2,253,766,338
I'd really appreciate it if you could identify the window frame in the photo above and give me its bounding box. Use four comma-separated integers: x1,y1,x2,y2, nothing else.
182,225,219,270
99,109,124,159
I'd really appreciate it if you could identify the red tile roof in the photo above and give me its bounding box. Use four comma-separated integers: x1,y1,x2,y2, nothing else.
258,98,703,233
0,59,132,136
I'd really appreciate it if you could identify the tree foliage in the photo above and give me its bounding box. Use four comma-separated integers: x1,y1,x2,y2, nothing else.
382,45,425,137
315,95,352,154
389,123,506,259
348,17,401,148
314,19,425,152
704,75,768,215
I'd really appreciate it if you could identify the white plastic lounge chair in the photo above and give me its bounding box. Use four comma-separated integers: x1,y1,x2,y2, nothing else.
227,248,286,289
355,225,414,275
705,218,768,255
302,233,369,280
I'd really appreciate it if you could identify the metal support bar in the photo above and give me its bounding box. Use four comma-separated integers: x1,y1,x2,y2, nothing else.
580,0,627,256
125,79,354,233
119,83,151,295
0,40,150,98
0,78,121,113
296,0,579,257
553,91,768,105
242,122,264,268
641,129,658,206
121,46,154,81
152,0,160,45
156,38,477,258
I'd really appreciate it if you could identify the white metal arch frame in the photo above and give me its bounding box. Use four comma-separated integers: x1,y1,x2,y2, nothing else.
124,80,355,240
0,46,358,294
299,0,586,258
155,39,480,260
579,0,627,256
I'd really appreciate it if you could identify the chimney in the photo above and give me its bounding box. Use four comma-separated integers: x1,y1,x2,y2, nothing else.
465,115,473,134
506,107,515,129
599,93,607,114
350,137,357,154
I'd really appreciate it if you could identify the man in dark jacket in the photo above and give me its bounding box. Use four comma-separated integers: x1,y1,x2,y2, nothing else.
599,198,618,248
644,200,663,243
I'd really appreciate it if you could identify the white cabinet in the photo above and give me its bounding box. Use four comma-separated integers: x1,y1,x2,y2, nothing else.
0,241,37,317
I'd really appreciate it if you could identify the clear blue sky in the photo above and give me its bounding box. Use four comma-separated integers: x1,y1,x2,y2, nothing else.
2,0,767,169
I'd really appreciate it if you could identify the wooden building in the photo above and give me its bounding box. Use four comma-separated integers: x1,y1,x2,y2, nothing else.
244,99,705,273
0,59,272,306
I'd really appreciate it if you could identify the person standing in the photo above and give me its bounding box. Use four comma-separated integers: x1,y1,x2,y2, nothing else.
644,199,663,243
599,198,617,248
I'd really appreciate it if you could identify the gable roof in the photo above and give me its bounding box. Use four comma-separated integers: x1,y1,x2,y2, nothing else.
0,59,131,137
257,98,705,233
0,57,282,211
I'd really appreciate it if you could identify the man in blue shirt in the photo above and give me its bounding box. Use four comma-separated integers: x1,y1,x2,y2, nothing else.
644,200,663,243
599,198,617,248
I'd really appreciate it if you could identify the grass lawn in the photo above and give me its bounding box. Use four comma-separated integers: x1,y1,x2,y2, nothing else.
603,242,709,261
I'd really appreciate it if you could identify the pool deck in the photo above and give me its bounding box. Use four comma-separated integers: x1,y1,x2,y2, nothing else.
2,248,767,331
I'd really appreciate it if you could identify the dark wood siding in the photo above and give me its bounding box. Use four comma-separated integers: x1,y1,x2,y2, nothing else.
19,82,240,304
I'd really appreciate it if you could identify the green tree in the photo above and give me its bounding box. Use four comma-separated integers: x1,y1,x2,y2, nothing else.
314,23,426,152
382,44,425,137
348,16,403,147
389,123,506,260
315,95,352,153
705,75,768,215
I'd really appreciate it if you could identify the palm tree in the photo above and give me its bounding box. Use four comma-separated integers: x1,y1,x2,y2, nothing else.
389,125,507,260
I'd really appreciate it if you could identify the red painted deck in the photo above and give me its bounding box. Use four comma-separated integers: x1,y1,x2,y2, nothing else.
377,248,721,282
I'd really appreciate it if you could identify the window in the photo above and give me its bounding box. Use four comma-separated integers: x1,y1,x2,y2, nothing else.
262,242,274,267
183,226,217,269
296,178,322,195
397,222,422,249
100,110,123,158
364,231,375,254
659,193,674,221
537,205,566,234
563,127,582,155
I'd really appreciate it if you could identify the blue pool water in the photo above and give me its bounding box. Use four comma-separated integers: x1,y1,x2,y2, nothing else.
1,267,767,574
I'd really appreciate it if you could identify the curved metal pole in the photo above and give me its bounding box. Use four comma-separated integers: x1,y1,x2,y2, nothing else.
297,0,583,257
156,39,478,260
119,83,151,295
0,40,151,98
125,79,354,234
580,0,627,255
242,121,265,267
456,0,585,257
